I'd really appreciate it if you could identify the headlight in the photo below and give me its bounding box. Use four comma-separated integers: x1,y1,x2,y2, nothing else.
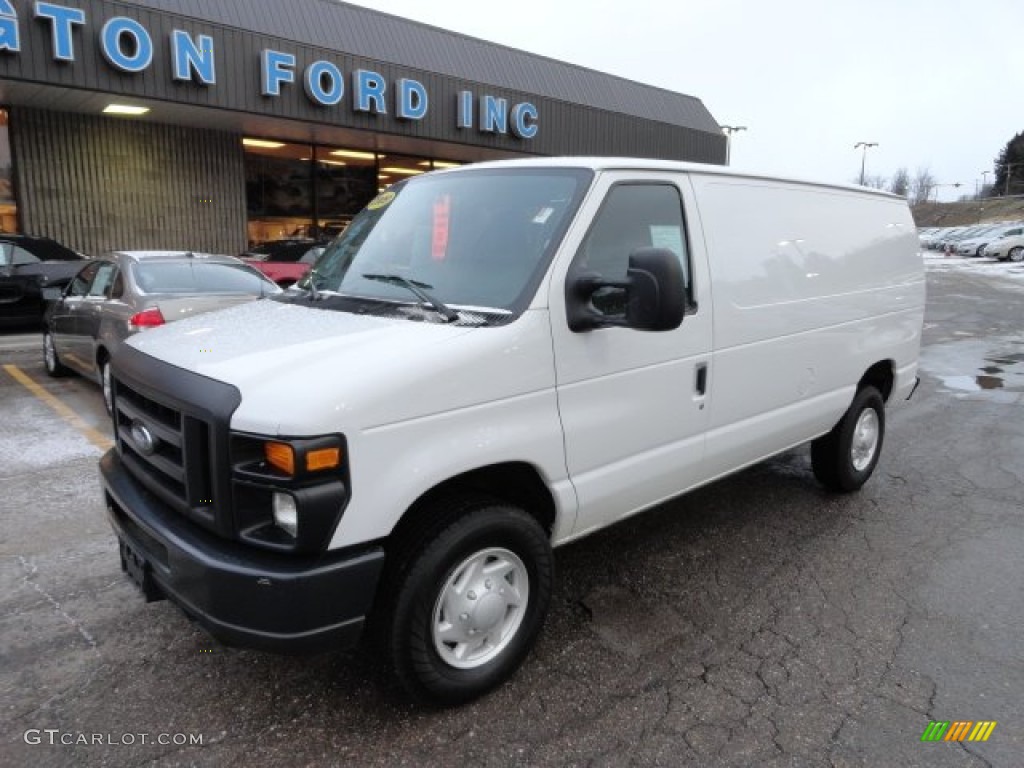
273,492,298,537
231,433,349,553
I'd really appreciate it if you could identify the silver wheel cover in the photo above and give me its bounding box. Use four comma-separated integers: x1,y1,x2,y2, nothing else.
101,363,112,411
432,547,529,670
851,408,880,472
44,334,56,370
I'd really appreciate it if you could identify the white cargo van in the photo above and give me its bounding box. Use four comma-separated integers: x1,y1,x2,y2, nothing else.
100,158,924,703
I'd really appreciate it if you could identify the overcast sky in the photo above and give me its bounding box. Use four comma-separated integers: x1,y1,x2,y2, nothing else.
346,0,1022,202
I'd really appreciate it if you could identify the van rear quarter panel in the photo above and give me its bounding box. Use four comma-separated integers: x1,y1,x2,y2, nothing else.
689,175,924,476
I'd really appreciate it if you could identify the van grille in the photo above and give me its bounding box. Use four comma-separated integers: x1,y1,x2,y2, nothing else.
114,378,216,532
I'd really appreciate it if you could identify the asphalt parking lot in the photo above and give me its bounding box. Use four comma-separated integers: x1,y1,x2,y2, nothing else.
1,262,1022,767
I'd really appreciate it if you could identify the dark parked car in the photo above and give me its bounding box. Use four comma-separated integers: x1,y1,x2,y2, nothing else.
43,251,280,411
0,234,88,328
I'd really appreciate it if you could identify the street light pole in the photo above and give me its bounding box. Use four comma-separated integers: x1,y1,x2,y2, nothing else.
980,170,990,198
854,142,878,185
721,125,747,166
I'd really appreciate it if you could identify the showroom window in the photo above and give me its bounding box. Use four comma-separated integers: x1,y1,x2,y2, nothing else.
314,147,377,238
243,137,462,248
244,138,314,247
0,110,18,233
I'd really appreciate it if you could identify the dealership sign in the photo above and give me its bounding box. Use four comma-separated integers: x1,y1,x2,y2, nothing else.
0,1,539,139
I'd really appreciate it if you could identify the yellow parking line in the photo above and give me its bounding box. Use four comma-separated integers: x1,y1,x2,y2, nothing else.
2,364,114,452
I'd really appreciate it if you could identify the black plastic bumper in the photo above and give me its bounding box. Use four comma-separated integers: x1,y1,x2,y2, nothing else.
100,449,385,654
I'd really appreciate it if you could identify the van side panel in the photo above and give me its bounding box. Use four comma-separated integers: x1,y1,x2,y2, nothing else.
689,176,924,477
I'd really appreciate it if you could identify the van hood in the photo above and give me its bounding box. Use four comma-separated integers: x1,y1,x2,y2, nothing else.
123,298,553,437
126,298,474,388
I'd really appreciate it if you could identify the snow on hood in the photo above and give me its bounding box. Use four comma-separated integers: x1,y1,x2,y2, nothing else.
122,298,555,438
126,298,473,388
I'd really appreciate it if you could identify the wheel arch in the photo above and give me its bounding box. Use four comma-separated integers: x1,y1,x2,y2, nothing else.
859,359,895,402
387,461,557,550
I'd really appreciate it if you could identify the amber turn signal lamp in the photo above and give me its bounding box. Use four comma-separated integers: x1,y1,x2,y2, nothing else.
306,447,341,472
264,442,295,475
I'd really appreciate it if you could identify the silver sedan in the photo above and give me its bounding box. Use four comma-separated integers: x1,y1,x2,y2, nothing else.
42,251,280,412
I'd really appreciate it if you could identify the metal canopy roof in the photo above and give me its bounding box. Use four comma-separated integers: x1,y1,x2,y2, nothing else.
124,0,722,134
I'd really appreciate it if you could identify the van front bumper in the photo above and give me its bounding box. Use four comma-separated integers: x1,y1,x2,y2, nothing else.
100,449,385,654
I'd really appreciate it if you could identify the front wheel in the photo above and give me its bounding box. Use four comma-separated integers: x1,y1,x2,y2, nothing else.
1009,246,1024,263
386,499,553,704
811,386,885,492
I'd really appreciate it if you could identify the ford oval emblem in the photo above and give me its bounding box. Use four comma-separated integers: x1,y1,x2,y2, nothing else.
130,421,158,456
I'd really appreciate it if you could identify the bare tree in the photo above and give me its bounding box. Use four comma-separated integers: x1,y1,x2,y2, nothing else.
911,167,936,205
862,174,888,190
889,167,910,197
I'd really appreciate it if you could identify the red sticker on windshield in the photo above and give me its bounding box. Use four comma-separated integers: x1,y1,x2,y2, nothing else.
432,194,450,261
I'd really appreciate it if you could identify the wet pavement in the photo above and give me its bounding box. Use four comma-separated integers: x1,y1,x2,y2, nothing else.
1,265,1022,767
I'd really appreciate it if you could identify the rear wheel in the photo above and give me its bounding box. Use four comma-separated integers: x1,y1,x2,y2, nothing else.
1009,246,1024,263
811,386,885,492
385,497,552,704
42,331,69,377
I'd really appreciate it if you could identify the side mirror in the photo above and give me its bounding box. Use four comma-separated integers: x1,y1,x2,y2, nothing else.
567,247,686,333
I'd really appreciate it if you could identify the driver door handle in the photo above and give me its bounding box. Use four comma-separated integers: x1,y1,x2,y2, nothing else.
695,363,708,396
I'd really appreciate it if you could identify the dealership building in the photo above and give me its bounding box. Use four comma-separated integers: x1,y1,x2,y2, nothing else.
0,0,725,255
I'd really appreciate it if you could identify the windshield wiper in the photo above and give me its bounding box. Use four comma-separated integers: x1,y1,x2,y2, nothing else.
361,273,459,323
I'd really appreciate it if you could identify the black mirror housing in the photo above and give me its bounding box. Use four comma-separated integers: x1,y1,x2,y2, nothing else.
567,247,685,332
624,247,686,331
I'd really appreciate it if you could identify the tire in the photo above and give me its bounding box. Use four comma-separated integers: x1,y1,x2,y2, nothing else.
811,386,885,493
1009,246,1024,263
42,331,69,377
99,357,113,414
385,497,553,705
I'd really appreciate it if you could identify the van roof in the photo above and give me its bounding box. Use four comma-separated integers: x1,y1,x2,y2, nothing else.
442,157,902,199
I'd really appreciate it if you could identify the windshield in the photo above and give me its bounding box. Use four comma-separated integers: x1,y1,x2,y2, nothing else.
132,261,278,295
291,168,592,316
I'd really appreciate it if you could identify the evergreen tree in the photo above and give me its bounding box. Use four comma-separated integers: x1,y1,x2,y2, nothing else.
993,131,1024,196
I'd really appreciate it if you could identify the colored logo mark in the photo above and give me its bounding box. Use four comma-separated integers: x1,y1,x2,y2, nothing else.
921,721,997,742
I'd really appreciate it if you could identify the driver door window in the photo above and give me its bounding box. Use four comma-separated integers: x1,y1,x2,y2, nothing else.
573,183,692,317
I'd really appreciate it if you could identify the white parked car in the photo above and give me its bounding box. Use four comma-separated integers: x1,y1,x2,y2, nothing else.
984,232,1024,261
958,224,1024,257
100,157,925,703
